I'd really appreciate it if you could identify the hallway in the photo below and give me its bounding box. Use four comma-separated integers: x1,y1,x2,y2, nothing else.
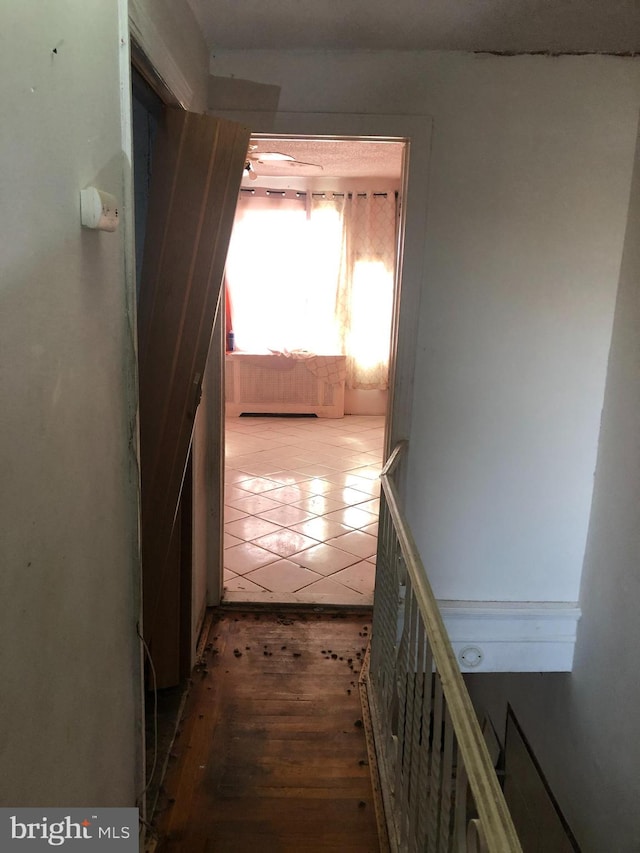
153,609,383,852
224,415,384,605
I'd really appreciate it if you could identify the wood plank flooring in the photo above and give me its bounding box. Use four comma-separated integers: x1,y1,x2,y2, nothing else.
153,609,381,853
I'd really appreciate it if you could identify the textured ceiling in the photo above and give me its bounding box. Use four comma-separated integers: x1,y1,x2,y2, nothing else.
187,0,640,53
246,138,405,180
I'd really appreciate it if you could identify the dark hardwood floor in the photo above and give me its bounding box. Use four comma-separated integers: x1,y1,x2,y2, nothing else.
153,608,382,852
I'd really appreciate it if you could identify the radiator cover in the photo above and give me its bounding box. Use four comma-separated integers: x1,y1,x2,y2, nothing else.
225,353,346,418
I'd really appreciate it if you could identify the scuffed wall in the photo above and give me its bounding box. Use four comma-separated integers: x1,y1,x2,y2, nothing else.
0,2,141,805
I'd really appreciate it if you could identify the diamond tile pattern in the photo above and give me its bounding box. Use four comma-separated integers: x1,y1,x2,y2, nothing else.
224,415,384,604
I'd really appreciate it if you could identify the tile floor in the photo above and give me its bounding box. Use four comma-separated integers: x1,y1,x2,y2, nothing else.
223,414,385,605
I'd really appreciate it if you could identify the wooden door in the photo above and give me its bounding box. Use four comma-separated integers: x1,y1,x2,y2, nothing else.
138,107,250,686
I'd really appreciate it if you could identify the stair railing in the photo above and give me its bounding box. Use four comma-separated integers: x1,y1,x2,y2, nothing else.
366,442,522,853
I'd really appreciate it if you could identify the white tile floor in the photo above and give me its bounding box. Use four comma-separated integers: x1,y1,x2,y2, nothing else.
223,414,385,605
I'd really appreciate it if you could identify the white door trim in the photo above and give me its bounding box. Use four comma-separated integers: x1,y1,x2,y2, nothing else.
207,110,432,605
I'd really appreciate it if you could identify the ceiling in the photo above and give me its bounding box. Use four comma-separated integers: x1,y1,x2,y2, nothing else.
187,0,640,54
245,138,405,181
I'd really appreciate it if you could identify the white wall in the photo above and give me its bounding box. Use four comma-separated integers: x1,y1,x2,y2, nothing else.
466,120,640,852
345,389,388,416
0,2,141,805
210,50,640,604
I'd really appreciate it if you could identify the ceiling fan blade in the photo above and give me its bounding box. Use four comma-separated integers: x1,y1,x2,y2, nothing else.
283,159,323,170
249,151,323,171
253,151,294,162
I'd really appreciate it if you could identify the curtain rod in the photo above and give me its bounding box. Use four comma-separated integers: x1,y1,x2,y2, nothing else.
239,189,395,199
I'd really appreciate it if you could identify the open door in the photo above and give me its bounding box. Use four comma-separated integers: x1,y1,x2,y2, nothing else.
138,107,250,687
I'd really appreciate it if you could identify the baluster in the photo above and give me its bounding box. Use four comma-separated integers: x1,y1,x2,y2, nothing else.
400,591,419,847
393,573,413,817
438,705,455,852
426,675,444,851
416,636,434,849
466,819,489,853
454,761,469,853
407,615,427,851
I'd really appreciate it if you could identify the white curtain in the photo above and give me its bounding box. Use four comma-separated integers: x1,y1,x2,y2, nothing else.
335,192,397,390
225,191,397,390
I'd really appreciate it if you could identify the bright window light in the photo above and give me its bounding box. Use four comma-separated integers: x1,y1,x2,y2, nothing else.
348,260,393,370
226,202,343,354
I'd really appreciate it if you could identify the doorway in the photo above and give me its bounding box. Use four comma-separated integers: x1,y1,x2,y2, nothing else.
132,62,250,690
129,69,431,811
132,87,430,652
220,134,407,605
130,59,251,818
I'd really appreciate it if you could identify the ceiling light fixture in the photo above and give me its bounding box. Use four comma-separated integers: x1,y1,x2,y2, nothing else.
255,152,295,162
244,160,258,181
246,150,323,175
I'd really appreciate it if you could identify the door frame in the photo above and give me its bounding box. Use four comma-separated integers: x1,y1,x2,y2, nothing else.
129,32,251,672
123,33,185,817
207,111,432,606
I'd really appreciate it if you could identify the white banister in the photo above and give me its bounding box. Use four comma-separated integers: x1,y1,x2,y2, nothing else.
365,442,522,852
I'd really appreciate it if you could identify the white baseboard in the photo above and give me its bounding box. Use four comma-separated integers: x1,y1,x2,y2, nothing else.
438,601,581,672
